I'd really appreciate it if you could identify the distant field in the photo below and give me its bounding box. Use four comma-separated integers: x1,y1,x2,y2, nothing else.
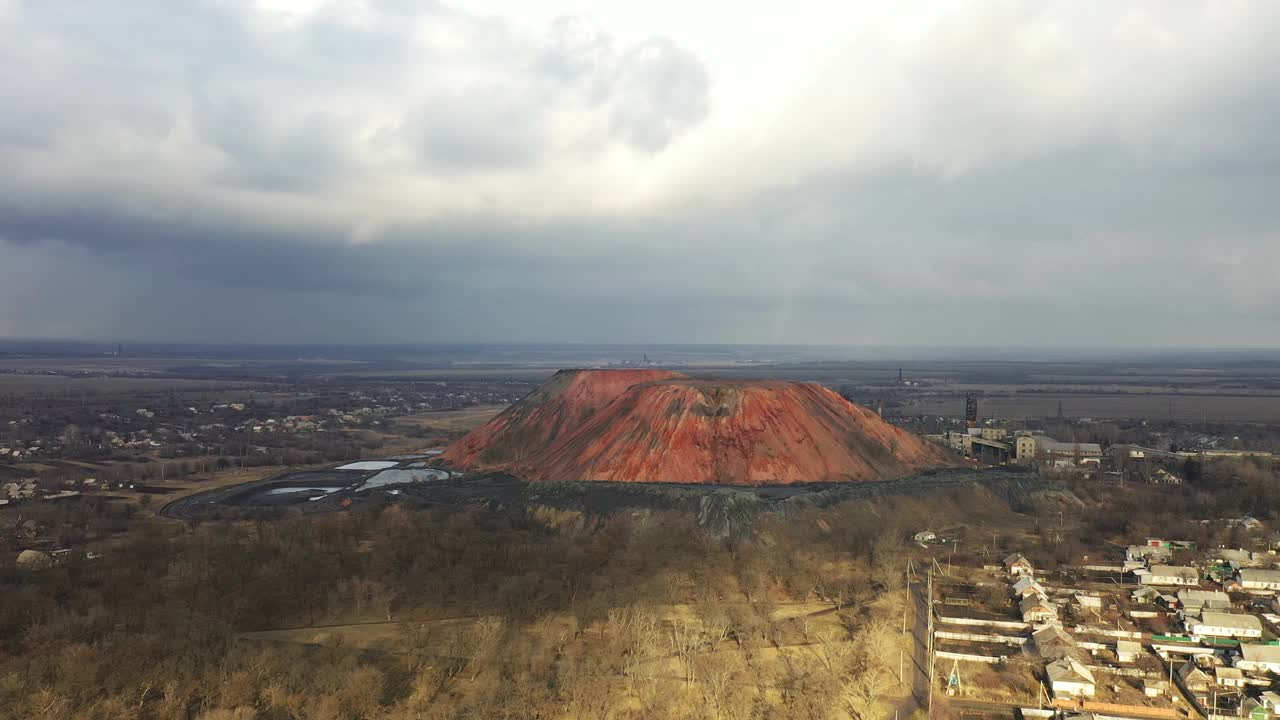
0,374,261,395
905,393,1280,423
395,405,507,432
338,368,558,381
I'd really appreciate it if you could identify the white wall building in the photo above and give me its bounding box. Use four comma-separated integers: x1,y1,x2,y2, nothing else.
1235,644,1280,674
1142,565,1199,586
1187,612,1263,639
1239,569,1280,592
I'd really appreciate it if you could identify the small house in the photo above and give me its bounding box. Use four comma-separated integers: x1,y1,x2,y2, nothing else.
1142,565,1199,586
1005,553,1034,577
1215,666,1246,689
1178,589,1232,611
1179,661,1213,695
1128,545,1174,564
1032,624,1078,660
1243,697,1277,720
1131,587,1161,604
1021,595,1057,624
1115,640,1142,663
1012,576,1045,599
1047,658,1096,697
913,530,937,544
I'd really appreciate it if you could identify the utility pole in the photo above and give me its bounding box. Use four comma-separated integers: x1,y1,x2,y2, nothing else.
927,565,935,717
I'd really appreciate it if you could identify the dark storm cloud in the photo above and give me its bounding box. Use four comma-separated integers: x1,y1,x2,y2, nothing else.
1,1,1279,345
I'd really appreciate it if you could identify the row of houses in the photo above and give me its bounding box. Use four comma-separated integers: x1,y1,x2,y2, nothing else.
1136,564,1280,593
1001,553,1105,698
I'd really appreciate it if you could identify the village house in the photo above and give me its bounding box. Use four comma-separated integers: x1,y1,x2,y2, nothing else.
1115,640,1142,663
1141,564,1199,586
1021,595,1057,624
1244,695,1280,720
1215,667,1247,689
1235,644,1280,674
1005,553,1034,577
1012,576,1046,599
1032,624,1078,660
1179,661,1214,703
1047,658,1096,697
1178,589,1232,611
1239,569,1280,592
1213,548,1262,567
1131,587,1162,604
1186,612,1264,639
1127,544,1173,564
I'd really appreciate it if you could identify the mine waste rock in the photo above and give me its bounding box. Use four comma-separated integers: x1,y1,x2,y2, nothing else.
440,369,956,484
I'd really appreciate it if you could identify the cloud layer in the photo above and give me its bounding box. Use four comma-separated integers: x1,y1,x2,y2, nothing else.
2,1,1279,346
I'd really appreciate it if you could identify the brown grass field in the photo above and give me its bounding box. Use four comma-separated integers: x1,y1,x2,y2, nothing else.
394,404,507,432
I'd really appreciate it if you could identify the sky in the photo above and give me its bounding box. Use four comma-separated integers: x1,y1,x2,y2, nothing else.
2,1,1279,347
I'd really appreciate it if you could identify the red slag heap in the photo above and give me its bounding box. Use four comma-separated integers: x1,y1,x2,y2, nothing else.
439,369,956,484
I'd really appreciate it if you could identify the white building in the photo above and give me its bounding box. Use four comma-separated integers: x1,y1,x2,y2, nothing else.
1116,640,1142,663
1187,612,1263,639
1017,435,1104,465
1235,644,1280,674
1047,658,1096,697
1239,569,1280,592
1215,667,1247,688
1142,565,1199,586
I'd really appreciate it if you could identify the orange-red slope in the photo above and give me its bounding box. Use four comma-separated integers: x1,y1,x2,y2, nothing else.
438,368,688,469
442,370,955,484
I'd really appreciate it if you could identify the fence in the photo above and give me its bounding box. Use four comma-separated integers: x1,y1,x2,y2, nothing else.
935,650,1005,664
935,630,1028,646
936,614,1030,631
1075,625,1145,639
1051,697,1181,719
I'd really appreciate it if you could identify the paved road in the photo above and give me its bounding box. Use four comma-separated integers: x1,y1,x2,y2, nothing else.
894,580,931,720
